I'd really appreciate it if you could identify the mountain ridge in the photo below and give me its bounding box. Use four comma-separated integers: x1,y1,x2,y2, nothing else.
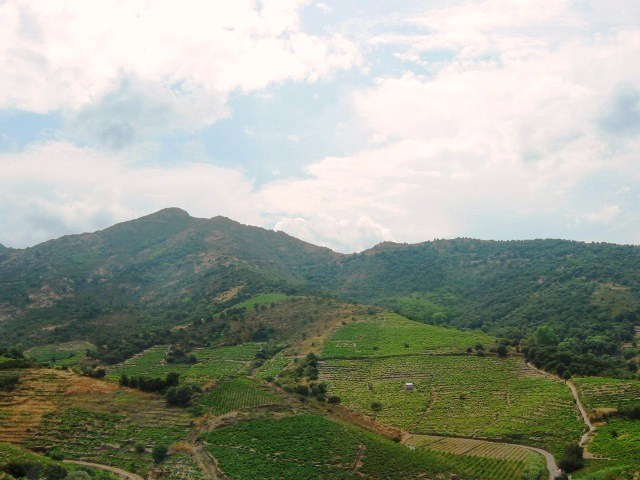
1,208,639,377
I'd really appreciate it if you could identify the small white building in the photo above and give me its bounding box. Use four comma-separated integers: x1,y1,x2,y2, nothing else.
405,382,414,391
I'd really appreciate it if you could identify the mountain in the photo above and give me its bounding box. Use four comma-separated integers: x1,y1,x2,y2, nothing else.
1,209,639,376
0,208,336,348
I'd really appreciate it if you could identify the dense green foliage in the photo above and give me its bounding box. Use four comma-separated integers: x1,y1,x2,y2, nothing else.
1,210,638,378
305,239,640,377
203,414,544,480
0,443,116,480
196,377,281,414
322,312,495,358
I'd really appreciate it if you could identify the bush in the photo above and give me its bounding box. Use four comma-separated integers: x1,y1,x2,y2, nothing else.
166,384,197,407
0,374,20,391
371,402,383,412
557,444,583,473
327,396,341,404
152,445,168,464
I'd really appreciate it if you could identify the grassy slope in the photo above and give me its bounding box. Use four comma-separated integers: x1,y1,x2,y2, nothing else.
573,378,640,479
319,314,583,457
0,368,192,476
203,414,541,480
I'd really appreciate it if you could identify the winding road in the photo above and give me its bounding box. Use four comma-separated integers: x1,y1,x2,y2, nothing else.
63,460,143,480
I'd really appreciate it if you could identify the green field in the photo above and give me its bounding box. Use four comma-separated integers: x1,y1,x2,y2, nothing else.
108,343,262,383
231,293,289,310
572,377,640,479
197,377,282,414
26,341,95,366
30,407,190,474
203,414,544,480
321,313,495,358
0,442,118,479
254,352,292,380
321,356,581,455
573,377,640,410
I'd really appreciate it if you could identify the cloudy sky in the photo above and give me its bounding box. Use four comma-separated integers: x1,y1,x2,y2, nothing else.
1,0,640,252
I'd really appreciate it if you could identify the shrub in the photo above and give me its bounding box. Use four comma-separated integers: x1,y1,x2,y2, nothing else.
152,445,168,464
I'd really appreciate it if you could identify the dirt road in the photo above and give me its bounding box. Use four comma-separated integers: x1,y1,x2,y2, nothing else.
63,460,144,480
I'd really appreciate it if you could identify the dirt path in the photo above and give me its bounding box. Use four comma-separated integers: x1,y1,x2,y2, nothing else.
567,381,597,455
351,443,366,471
63,460,143,480
191,442,227,480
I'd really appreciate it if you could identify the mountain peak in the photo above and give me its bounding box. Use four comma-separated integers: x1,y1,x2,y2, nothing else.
150,207,191,218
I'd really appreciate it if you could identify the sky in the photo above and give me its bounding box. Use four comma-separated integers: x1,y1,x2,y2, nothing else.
1,0,640,253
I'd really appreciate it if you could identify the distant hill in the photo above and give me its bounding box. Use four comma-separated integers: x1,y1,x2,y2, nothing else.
0,208,336,347
1,210,639,376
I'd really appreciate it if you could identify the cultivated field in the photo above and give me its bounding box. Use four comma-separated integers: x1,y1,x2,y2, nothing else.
573,377,640,410
319,315,584,457
0,368,195,476
197,377,283,414
108,343,261,383
202,414,544,480
321,312,495,358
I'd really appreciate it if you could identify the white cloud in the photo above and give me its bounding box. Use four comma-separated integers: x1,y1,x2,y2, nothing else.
258,0,640,249
0,0,359,143
0,141,259,247
274,214,393,252
584,205,621,224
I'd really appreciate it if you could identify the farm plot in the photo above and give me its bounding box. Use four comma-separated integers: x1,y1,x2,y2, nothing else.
0,442,119,480
587,417,640,464
203,414,539,480
572,377,640,478
573,377,640,411
231,293,289,310
320,355,582,456
108,343,261,383
26,341,95,366
32,407,187,474
0,368,194,476
321,313,495,358
197,377,282,414
254,352,292,380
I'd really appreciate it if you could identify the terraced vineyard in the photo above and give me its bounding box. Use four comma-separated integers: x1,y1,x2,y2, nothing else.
573,377,640,410
254,352,292,380
573,377,640,479
108,343,261,383
322,313,495,358
0,368,196,476
32,407,188,473
197,377,283,414
203,414,538,480
0,442,118,479
26,341,95,366
319,316,583,457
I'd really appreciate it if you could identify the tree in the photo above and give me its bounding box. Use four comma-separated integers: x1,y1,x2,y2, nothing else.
152,445,168,463
534,325,558,347
557,444,583,472
166,385,195,407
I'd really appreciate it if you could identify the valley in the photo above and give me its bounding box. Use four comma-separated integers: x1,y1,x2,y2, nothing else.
1,210,639,479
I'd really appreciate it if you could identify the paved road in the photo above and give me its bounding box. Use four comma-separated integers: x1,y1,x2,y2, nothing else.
520,445,561,479
63,460,144,480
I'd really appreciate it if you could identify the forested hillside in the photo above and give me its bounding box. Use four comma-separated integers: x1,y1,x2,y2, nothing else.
1,210,639,377
305,239,640,376
0,209,335,349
